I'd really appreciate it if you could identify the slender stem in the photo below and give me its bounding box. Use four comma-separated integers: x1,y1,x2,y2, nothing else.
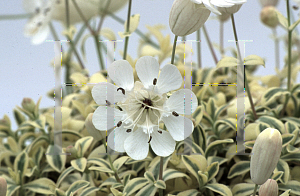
197,29,202,69
220,21,224,56
203,25,218,65
273,28,280,70
252,184,258,196
66,24,87,62
231,14,258,120
109,13,160,49
171,35,178,64
103,139,122,184
0,13,31,20
159,157,164,196
94,35,105,70
96,0,111,33
71,0,95,35
123,0,132,60
287,0,292,91
65,0,70,28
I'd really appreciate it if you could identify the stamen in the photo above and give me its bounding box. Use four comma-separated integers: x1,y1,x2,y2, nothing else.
158,130,162,134
44,7,50,15
37,22,42,27
124,107,145,129
106,100,111,106
134,92,170,114
35,7,40,13
117,121,122,127
172,111,179,117
153,78,157,85
148,136,152,143
117,87,125,95
126,129,131,133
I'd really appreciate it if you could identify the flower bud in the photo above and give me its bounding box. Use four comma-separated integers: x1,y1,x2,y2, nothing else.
22,98,36,113
64,145,77,157
258,179,278,196
85,113,106,141
218,4,243,15
0,177,7,196
250,128,282,185
260,6,279,28
259,0,279,7
169,0,211,36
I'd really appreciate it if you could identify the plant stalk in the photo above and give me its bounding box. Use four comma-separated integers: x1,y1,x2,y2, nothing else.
171,35,178,64
197,29,202,68
203,25,218,65
159,157,164,196
253,184,258,196
123,0,132,60
231,14,258,120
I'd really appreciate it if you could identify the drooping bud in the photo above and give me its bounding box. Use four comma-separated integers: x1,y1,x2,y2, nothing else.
22,97,36,113
259,0,279,7
169,0,211,36
250,128,282,185
260,6,279,28
258,179,278,196
217,4,243,15
85,113,106,141
0,177,7,196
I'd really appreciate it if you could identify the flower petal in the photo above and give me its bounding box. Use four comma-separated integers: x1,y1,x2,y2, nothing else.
210,0,234,7
31,24,50,45
135,56,160,88
190,0,203,4
124,128,149,160
107,60,134,91
23,0,43,13
165,89,198,115
92,106,124,131
156,64,183,94
162,115,194,141
92,82,125,105
202,0,222,15
151,129,175,157
108,126,131,152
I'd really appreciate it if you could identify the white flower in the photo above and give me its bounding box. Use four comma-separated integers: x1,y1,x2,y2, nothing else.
23,0,52,44
92,56,198,160
190,0,247,15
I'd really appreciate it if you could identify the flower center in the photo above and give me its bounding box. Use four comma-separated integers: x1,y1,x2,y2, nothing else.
142,98,152,109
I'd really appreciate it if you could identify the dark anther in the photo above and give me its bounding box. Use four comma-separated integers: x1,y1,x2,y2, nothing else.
37,22,42,27
35,7,40,13
126,129,132,133
117,121,122,127
153,78,157,85
44,7,51,15
158,130,162,134
148,136,152,143
172,111,179,117
142,98,152,109
116,106,123,111
117,87,125,95
56,0,61,4
293,5,299,10
106,100,111,106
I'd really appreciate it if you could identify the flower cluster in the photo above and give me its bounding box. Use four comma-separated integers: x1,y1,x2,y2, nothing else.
92,56,198,160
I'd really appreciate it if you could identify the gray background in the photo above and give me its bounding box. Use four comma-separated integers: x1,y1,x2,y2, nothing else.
0,0,298,130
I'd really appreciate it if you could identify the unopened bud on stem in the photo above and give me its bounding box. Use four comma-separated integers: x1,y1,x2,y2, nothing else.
258,179,278,196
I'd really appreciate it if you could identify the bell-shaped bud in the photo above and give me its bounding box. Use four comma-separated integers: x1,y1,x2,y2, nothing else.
250,128,282,185
258,179,278,196
22,98,36,113
169,0,211,36
259,0,279,7
0,177,7,196
218,4,243,15
260,6,279,28
85,113,106,141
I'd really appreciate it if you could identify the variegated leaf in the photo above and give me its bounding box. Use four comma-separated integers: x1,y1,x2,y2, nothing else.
205,139,234,158
205,183,232,196
56,166,75,187
74,136,93,157
136,184,157,196
46,145,66,173
275,159,290,184
23,178,55,194
278,180,300,195
71,158,87,172
154,180,166,189
123,177,148,196
65,180,90,196
14,151,28,178
228,161,250,179
113,156,129,171
232,183,255,196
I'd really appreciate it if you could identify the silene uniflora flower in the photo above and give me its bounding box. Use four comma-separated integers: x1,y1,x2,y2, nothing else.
250,128,282,185
23,0,53,44
92,56,198,160
258,179,278,196
190,0,247,15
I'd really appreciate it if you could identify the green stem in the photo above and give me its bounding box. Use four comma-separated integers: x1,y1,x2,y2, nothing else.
252,184,258,196
171,35,178,64
203,25,218,65
71,0,94,35
273,28,280,70
103,139,122,184
220,21,224,56
231,14,258,120
159,157,164,196
94,35,105,70
97,0,111,33
123,0,132,60
109,13,160,49
0,13,31,20
65,0,70,29
197,29,202,69
287,0,292,91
